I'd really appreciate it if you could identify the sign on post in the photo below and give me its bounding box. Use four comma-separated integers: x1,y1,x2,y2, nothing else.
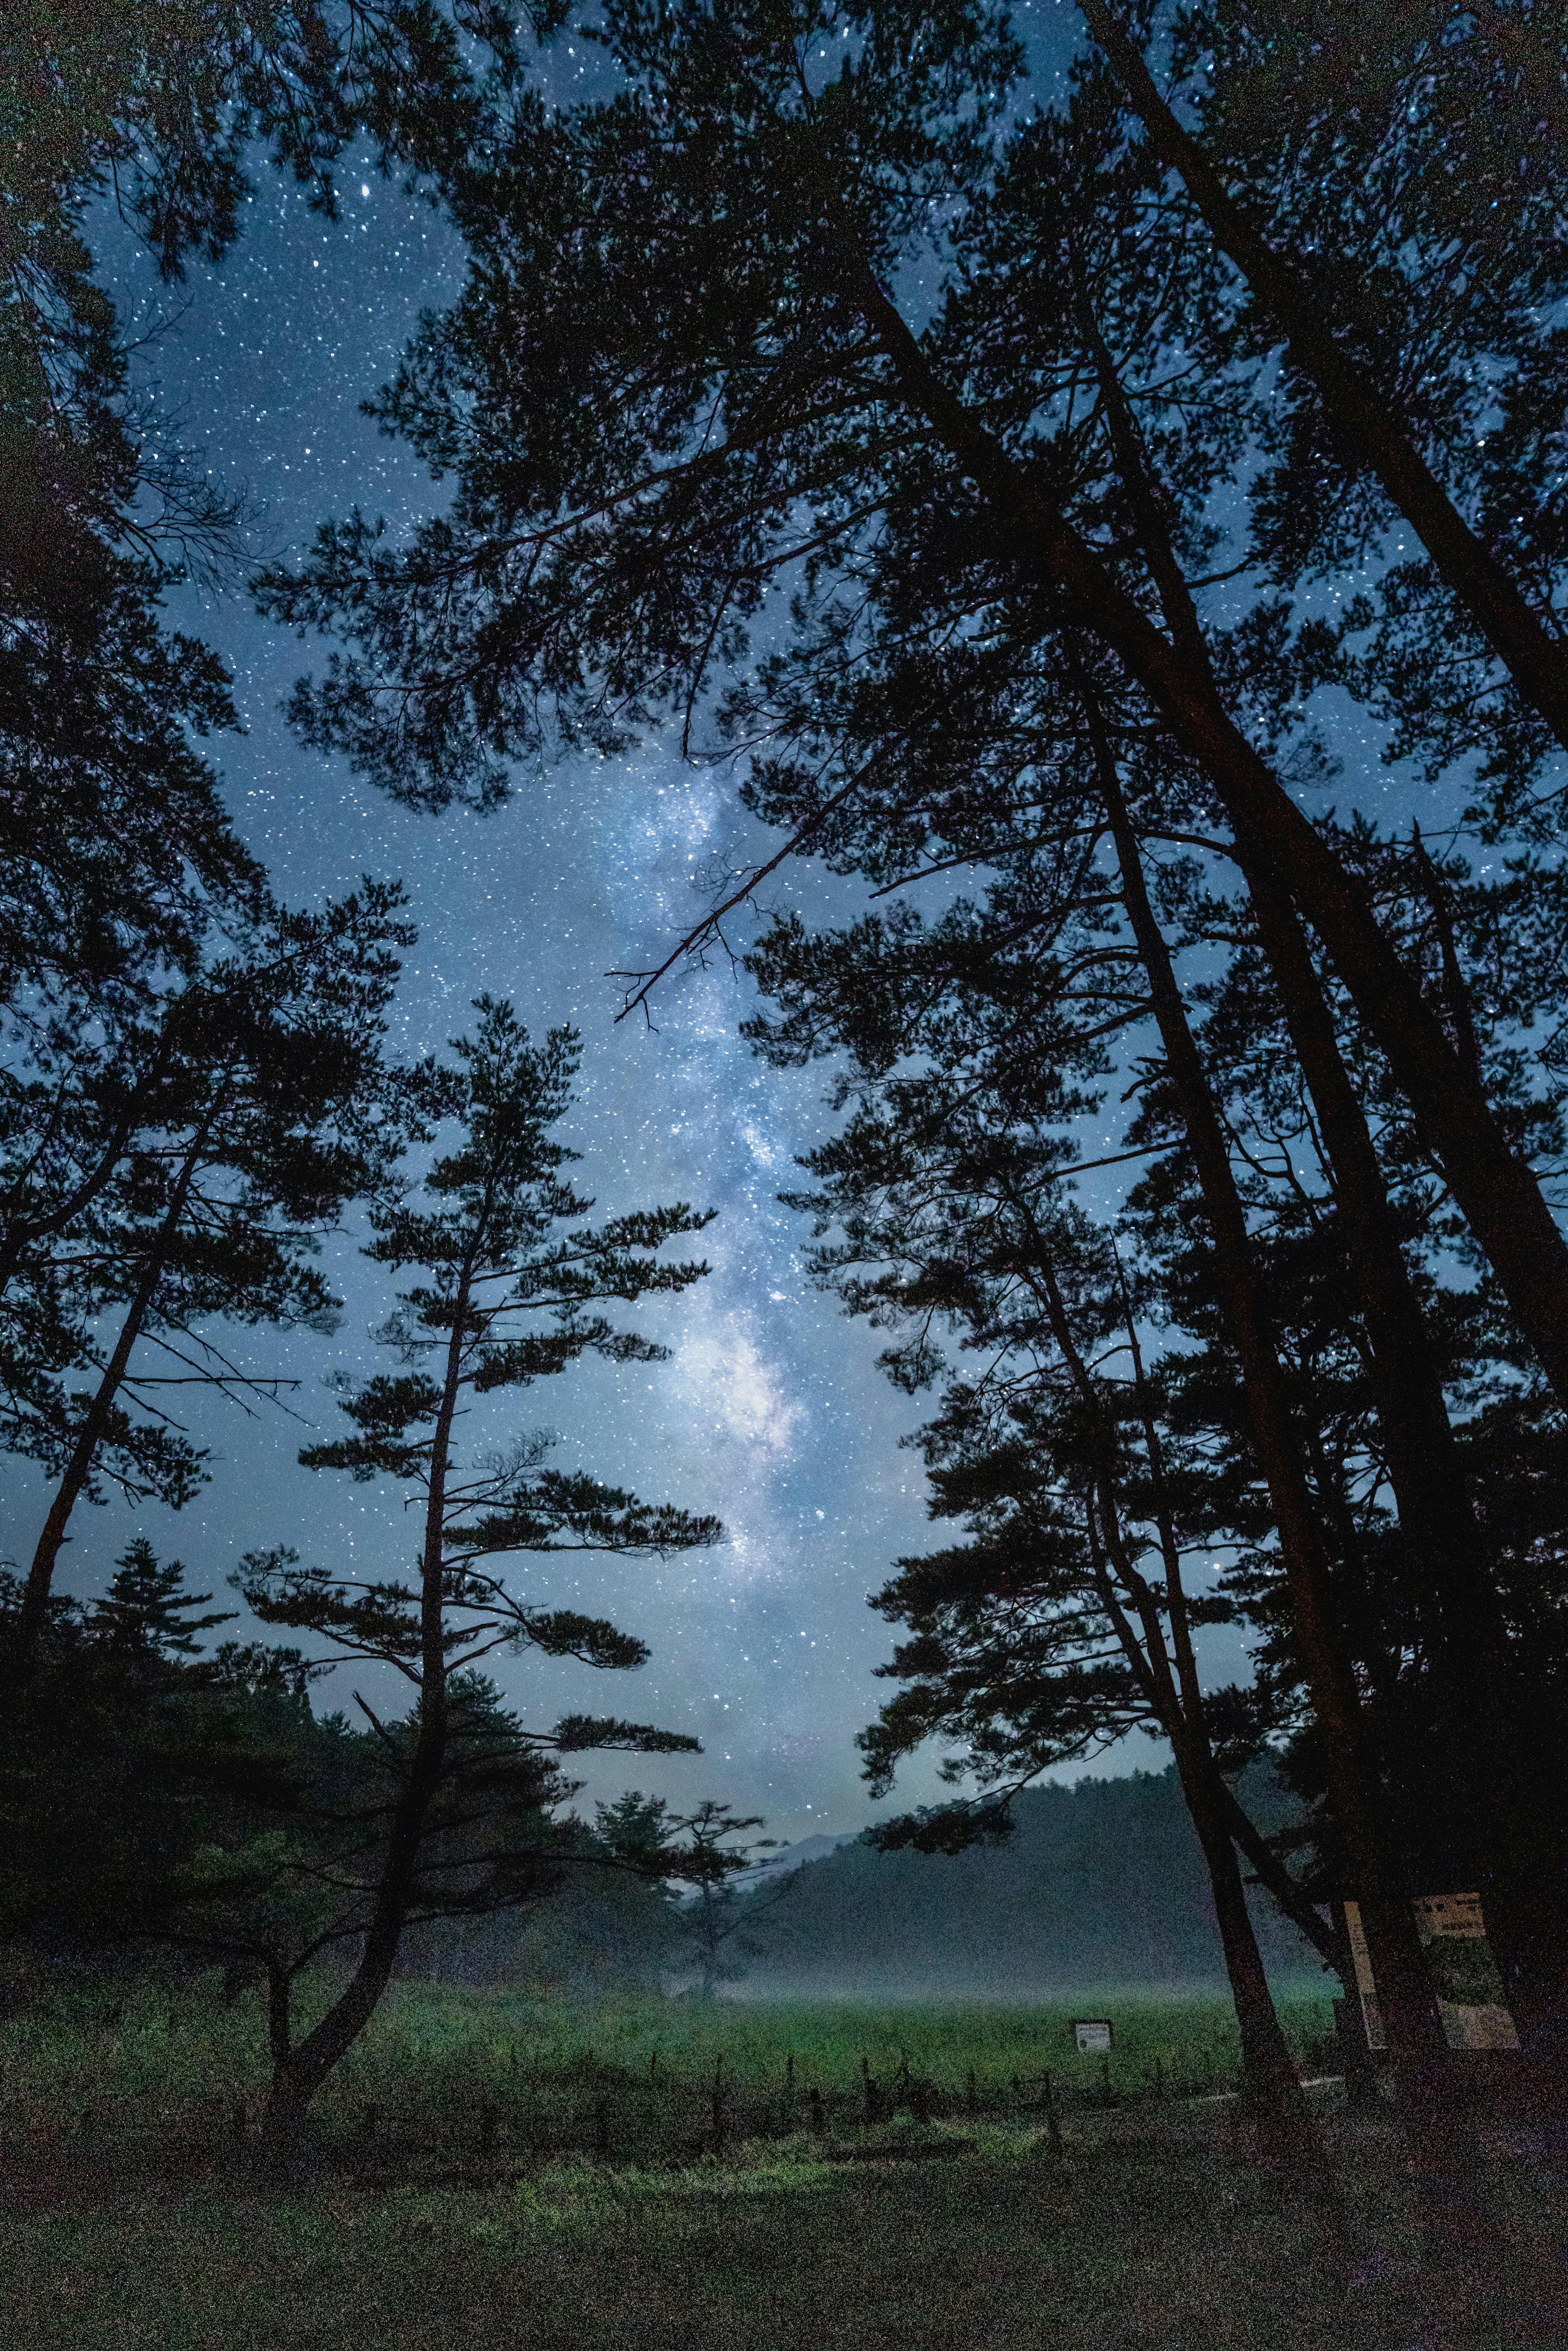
1342,1899,1385,2050
1072,2019,1113,2053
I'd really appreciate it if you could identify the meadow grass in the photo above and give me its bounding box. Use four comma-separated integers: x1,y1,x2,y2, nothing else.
2,1977,1562,2350
0,1972,1337,2161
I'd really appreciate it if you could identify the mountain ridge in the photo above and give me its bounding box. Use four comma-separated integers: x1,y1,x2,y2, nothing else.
736,1765,1324,1994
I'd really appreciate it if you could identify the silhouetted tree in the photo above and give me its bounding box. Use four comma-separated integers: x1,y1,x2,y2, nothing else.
3,2,564,1014
259,0,1568,1428
238,997,722,2145
0,1545,328,1955
5,882,417,1656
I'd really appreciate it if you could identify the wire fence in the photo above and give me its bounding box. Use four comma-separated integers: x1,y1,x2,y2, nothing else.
313,2041,1274,2176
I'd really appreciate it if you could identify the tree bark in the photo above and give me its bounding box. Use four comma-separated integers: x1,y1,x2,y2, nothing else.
1077,0,1568,753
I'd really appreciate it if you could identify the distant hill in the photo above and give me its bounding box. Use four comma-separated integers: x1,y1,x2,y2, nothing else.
731,1832,860,1893
739,1766,1326,1996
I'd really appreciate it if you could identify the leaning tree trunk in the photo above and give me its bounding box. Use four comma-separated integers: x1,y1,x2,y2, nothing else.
12,1145,201,1659
1118,1281,1354,1984
1098,752,1506,2281
1088,1496,1341,2220
1077,0,1568,755
1095,740,1440,2062
1234,862,1568,2046
262,1730,448,2158
261,1259,472,2156
1025,1238,1339,2211
1066,279,1564,2048
853,261,1568,1422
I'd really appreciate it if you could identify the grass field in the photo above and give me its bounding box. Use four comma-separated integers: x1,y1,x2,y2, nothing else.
0,1973,1338,2152
2,1976,1563,2349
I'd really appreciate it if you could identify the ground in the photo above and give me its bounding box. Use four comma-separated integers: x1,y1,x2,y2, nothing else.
2,1980,1562,2349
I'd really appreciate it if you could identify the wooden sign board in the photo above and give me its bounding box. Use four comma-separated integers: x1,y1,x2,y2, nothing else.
1411,1892,1520,2051
1341,1899,1386,2050
1343,1894,1519,2053
1073,2019,1113,2053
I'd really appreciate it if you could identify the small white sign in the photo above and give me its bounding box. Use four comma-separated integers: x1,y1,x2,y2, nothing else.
1073,2018,1113,2053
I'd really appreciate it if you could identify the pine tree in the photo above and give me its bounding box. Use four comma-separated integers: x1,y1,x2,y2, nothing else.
261,0,1568,1432
0,1545,328,1957
5,880,417,1655
236,997,721,2144
3,2,561,1014
764,928,1341,2185
83,1537,235,1659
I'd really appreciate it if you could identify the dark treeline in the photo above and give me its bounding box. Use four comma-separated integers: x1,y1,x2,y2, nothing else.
5,0,1568,2278
748,1767,1321,1997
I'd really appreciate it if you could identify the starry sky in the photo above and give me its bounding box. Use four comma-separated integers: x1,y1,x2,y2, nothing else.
11,0,1436,1842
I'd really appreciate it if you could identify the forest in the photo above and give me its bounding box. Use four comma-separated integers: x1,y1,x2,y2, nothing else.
5,2,1568,2343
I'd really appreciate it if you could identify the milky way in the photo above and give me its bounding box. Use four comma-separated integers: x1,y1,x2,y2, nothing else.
0,10,1120,1839
18,2,1467,1838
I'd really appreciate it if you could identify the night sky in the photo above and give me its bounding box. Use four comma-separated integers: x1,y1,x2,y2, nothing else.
9,2,1445,1842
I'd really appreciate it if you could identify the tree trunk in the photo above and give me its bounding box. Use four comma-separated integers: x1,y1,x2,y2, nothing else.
1216,1783,1348,1983
1028,1236,1339,2207
262,1259,472,2147
1184,1752,1331,2177
853,263,1568,1421
1098,754,1506,2272
1077,0,1568,753
1067,274,1560,2048
12,1143,201,1658
1234,863,1568,2045
1096,749,1448,2061
1085,1502,1341,2216
263,1736,445,2145
1076,272,1565,2044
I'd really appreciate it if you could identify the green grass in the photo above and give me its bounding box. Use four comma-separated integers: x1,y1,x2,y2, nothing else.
0,2139,1377,2351
0,1974,1336,2164
2,1978,1561,2350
